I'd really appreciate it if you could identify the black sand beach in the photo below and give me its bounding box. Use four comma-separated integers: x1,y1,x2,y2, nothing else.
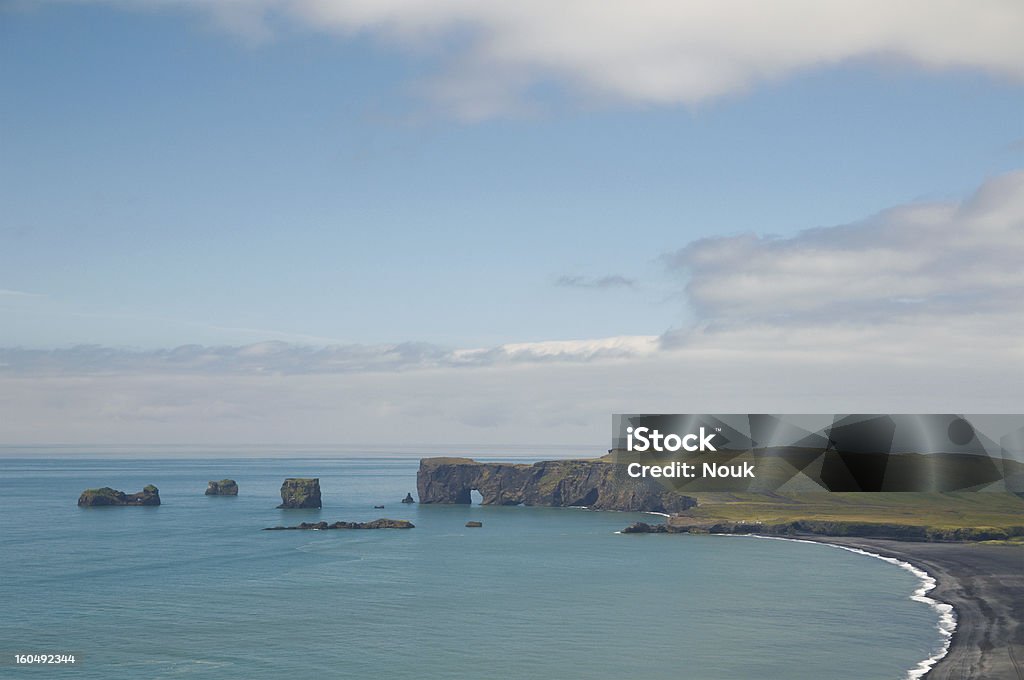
808,538,1024,679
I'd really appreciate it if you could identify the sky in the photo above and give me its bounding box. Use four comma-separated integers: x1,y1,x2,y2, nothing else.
1,1,1023,448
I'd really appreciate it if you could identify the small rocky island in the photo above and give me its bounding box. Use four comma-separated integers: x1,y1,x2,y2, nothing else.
401,492,415,504
78,485,160,506
205,479,238,496
264,519,414,530
277,478,321,509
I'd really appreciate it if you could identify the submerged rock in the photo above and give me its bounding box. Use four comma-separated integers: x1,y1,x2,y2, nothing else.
277,478,321,509
465,521,483,528
78,485,160,507
401,493,415,504
264,518,414,530
205,479,238,496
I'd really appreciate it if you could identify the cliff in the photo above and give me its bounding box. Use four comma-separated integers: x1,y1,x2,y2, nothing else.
78,485,160,507
416,457,696,513
278,478,321,509
622,518,1024,542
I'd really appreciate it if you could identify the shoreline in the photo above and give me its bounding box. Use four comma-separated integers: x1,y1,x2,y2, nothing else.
790,536,1024,680
742,535,955,679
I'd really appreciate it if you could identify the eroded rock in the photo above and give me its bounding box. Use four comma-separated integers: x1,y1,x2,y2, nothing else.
417,458,696,513
206,479,238,496
78,485,160,507
277,478,321,509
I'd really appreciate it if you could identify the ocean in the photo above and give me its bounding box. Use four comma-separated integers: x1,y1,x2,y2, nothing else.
0,455,946,679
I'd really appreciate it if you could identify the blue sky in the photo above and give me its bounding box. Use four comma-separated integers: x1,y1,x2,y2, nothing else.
1,1,1022,446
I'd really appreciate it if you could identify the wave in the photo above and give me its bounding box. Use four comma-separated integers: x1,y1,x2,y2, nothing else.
733,534,955,680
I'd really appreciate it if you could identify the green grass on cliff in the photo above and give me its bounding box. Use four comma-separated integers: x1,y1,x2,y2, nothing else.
680,492,1024,531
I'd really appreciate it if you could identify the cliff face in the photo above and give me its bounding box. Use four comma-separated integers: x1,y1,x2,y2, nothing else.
78,485,160,507
417,457,695,513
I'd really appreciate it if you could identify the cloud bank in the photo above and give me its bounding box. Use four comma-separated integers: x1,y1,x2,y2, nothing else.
2,172,1021,447
555,275,636,290
0,336,659,376
36,0,1024,118
665,170,1024,327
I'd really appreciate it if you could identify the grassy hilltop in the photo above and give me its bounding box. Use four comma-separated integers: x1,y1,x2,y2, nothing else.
669,492,1024,542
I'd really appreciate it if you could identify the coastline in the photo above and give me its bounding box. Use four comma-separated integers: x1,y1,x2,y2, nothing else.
793,536,1024,680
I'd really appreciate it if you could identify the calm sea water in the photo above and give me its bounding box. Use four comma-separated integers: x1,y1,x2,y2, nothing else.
0,456,944,679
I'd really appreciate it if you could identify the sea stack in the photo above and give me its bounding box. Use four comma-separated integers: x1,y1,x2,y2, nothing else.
278,478,321,509
78,485,160,507
401,492,415,504
205,479,238,496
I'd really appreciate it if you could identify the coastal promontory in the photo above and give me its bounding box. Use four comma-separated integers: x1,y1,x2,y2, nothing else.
78,485,161,507
277,478,321,509
417,457,696,513
205,479,238,496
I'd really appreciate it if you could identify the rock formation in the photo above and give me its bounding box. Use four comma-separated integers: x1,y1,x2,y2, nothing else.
620,518,1024,541
401,493,415,504
417,457,696,513
205,479,238,496
277,478,321,509
264,519,414,530
622,521,668,533
78,485,160,507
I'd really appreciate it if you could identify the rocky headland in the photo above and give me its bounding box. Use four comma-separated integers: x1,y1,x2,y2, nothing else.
78,485,160,507
417,457,696,513
277,478,321,509
621,517,1024,542
205,479,238,496
264,519,414,530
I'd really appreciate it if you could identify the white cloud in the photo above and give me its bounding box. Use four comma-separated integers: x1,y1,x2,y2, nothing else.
2,172,1022,446
0,338,1017,447
665,170,1024,325
0,289,43,297
0,335,659,376
556,275,636,290
39,0,1024,118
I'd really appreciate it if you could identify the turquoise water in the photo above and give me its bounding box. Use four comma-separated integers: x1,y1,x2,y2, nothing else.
0,457,944,679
